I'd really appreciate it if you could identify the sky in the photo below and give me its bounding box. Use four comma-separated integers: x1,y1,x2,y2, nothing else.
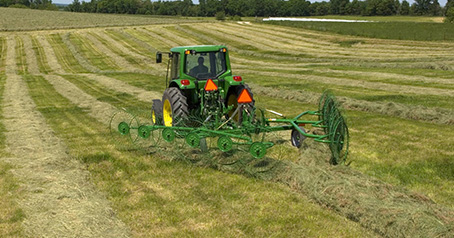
52,0,449,7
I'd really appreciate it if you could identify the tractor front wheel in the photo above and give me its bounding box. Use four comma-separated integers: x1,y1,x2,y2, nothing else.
162,88,189,127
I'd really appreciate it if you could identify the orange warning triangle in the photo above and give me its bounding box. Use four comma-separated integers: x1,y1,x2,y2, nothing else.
204,79,218,91
237,88,253,104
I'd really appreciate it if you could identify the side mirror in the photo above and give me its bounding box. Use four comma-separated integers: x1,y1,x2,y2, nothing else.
156,52,162,63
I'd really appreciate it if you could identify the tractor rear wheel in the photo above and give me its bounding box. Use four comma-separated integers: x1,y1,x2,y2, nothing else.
151,99,163,125
226,84,254,121
162,88,189,127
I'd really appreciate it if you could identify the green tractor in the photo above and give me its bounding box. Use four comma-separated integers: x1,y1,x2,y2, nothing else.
111,45,349,164
152,45,252,127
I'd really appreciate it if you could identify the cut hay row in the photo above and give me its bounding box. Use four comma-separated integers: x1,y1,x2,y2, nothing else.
245,23,453,53
82,32,136,71
61,33,100,73
2,74,130,237
184,140,454,238
1,37,130,236
238,64,454,88
94,31,155,68
43,74,117,125
250,82,454,125
5,36,16,75
35,35,64,74
138,27,179,48
14,36,27,75
30,35,53,74
257,21,454,50
20,34,40,75
105,29,158,56
81,74,161,103
122,28,167,52
156,26,201,46
92,31,156,73
67,32,119,71
216,23,452,59
240,69,454,97
46,34,87,74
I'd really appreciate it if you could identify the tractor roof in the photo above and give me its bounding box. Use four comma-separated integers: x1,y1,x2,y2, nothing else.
170,45,227,54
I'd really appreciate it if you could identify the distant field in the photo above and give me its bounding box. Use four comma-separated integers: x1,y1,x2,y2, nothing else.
1,8,454,238
0,7,202,31
265,20,454,41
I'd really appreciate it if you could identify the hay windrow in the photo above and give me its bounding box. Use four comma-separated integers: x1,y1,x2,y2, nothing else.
249,83,454,125
82,73,162,103
35,35,64,74
82,32,136,71
168,140,454,238
241,69,454,97
5,36,17,75
43,74,117,126
94,31,155,68
61,33,100,73
1,73,130,237
20,34,40,75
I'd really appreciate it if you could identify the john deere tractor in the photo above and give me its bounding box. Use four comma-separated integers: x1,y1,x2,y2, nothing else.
111,45,349,164
152,45,253,128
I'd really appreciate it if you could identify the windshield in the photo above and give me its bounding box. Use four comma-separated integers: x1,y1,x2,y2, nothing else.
185,51,227,79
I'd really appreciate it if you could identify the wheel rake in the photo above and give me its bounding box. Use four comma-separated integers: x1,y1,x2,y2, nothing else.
110,91,349,165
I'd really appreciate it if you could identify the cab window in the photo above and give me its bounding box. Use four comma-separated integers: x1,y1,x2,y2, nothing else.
171,53,180,79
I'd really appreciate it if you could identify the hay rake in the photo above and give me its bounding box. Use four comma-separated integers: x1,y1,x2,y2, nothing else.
110,90,349,165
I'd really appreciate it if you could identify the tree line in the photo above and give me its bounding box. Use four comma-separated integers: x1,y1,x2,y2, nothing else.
0,0,58,10
1,0,452,18
63,0,453,17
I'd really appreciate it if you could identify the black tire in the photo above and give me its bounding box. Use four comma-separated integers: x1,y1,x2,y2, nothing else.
291,127,307,148
151,99,163,125
225,84,255,122
162,87,189,127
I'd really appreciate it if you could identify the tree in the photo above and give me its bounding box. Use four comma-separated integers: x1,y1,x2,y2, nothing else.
414,0,431,15
330,0,349,15
445,6,454,22
430,0,442,15
400,0,410,15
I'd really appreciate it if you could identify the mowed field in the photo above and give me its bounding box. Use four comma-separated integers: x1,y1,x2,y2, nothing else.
0,7,453,237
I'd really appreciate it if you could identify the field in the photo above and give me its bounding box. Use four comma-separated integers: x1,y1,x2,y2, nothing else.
0,7,453,237
265,20,454,41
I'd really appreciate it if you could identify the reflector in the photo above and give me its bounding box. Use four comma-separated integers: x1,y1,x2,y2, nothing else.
204,79,218,91
237,88,253,103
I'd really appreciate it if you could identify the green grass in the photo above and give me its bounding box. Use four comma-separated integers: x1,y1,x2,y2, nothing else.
47,34,88,74
24,74,374,237
264,21,454,41
0,75,24,237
